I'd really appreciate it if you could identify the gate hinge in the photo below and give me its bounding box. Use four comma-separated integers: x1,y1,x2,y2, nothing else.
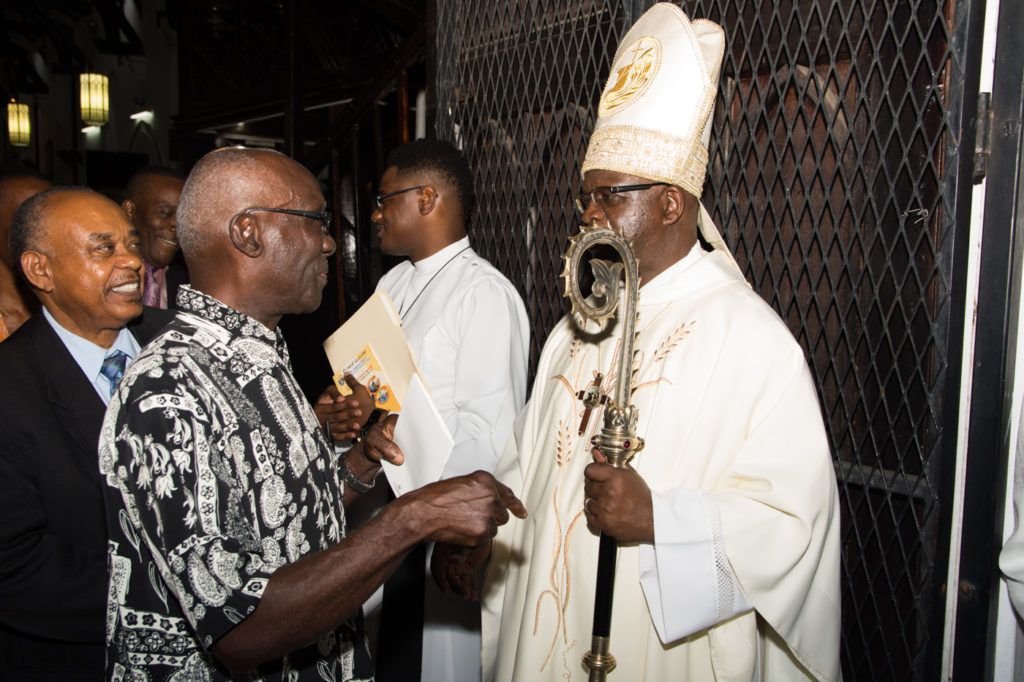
974,92,992,184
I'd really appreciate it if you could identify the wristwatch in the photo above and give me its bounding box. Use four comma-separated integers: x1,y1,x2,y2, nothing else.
342,408,388,494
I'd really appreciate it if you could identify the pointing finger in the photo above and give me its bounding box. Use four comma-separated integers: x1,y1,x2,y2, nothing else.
496,481,527,519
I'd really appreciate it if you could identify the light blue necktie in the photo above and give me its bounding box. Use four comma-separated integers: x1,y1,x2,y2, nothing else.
100,350,130,397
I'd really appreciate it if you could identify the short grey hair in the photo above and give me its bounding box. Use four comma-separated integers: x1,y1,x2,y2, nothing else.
9,187,98,277
177,146,290,258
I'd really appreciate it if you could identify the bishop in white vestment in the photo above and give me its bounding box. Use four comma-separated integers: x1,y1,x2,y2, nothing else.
481,244,840,681
473,5,841,681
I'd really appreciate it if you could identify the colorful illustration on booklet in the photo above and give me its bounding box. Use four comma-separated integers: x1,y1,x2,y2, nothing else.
333,343,402,411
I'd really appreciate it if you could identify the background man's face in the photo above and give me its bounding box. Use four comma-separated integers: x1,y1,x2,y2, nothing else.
0,176,52,268
128,175,185,268
39,193,145,343
372,166,426,258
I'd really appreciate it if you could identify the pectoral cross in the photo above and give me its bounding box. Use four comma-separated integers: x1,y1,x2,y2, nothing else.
577,373,607,435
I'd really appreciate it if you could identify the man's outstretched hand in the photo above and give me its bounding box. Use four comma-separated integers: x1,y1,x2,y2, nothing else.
401,471,525,600
410,470,526,546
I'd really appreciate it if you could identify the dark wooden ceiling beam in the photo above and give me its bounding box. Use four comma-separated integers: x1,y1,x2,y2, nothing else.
302,21,425,175
348,0,423,33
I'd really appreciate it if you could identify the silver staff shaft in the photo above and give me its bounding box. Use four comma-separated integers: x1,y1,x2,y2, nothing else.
561,220,645,681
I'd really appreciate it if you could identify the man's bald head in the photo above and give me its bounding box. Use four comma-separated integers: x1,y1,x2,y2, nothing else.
176,146,333,329
177,147,314,260
123,166,185,203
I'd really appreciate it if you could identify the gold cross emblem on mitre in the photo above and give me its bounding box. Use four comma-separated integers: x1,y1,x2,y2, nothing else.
598,35,662,116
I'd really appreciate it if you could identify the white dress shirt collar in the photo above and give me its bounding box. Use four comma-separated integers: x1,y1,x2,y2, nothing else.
42,307,141,405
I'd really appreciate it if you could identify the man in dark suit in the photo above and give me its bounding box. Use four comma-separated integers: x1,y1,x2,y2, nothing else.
120,166,187,309
0,187,172,679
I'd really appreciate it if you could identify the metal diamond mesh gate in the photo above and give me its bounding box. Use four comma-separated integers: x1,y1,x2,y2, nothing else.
434,0,973,679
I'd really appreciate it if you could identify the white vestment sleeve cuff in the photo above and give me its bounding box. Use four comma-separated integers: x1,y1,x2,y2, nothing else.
639,489,752,643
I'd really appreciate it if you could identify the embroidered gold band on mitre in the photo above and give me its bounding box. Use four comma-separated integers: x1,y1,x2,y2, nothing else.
581,124,709,198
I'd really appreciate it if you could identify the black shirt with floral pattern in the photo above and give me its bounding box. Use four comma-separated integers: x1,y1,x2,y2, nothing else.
99,285,373,681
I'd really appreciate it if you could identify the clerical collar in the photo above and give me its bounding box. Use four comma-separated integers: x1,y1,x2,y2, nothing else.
640,243,748,306
642,242,704,290
410,236,471,277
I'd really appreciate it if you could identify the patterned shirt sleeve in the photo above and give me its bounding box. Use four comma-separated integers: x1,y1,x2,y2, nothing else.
105,349,274,649
101,289,371,680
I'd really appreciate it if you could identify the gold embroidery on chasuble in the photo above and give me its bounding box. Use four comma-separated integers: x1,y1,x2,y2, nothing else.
534,303,693,674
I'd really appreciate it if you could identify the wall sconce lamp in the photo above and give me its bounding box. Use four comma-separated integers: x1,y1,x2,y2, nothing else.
7,100,30,147
80,73,109,126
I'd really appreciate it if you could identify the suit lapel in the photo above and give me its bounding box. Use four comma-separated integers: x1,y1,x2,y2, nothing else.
29,309,173,471
28,317,107,468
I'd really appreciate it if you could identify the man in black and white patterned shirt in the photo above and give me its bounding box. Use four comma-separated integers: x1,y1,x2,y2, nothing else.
98,146,526,681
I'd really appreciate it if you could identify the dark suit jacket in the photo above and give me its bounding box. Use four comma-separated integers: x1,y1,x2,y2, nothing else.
166,256,189,310
0,307,173,680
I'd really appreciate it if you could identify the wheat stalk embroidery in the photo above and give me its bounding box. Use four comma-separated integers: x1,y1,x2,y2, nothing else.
653,320,694,362
534,320,676,676
535,419,585,672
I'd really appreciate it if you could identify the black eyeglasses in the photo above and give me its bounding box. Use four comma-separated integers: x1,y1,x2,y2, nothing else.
575,182,670,214
374,185,425,209
236,206,331,233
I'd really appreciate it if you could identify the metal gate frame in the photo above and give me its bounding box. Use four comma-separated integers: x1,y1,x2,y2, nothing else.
953,0,1024,677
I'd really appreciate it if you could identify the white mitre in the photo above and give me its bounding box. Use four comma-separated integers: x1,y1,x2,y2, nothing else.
582,2,740,271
